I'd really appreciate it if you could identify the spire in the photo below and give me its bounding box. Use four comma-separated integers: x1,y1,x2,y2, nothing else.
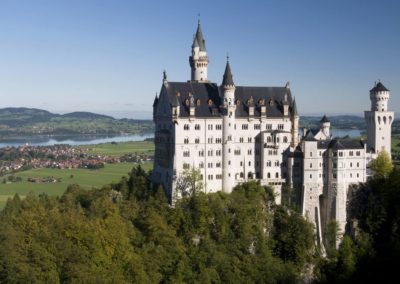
192,35,199,48
292,98,298,116
222,57,234,86
321,114,330,123
195,20,206,51
153,92,159,107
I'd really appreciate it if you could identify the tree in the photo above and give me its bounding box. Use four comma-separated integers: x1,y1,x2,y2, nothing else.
175,167,203,197
371,150,393,179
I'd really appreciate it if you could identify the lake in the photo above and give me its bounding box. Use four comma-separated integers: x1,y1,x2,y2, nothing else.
0,129,363,148
0,133,154,148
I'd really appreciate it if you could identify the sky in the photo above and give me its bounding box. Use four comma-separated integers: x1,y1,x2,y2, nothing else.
0,0,399,119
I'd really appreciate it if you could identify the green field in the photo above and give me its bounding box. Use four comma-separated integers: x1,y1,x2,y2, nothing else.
81,140,154,156
0,162,152,209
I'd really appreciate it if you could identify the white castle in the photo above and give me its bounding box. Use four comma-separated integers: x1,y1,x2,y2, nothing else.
152,21,394,244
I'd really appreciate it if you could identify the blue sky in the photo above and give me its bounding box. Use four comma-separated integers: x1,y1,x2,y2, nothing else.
0,0,399,119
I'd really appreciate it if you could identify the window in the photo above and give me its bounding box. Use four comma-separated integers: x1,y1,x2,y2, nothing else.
216,174,222,180
248,137,252,143
333,173,337,179
339,152,344,157
267,161,271,167
208,138,213,143
216,162,221,168
266,124,272,130
333,163,337,168
195,138,200,144
199,150,204,157
239,137,244,143
267,173,271,178
310,163,312,168
267,136,272,143
240,172,244,178
184,124,190,130
276,173,279,178
183,163,190,169
208,150,213,156
242,124,248,130
357,162,360,167
216,138,222,143
208,163,213,168
275,161,280,166
183,151,190,157
234,149,241,155
199,162,204,168
356,151,360,156
208,174,213,180
283,136,288,143
248,149,252,155
310,174,312,178
310,152,313,157
184,138,189,144
216,124,222,130
278,124,284,130
349,151,354,156
254,124,261,130
208,124,213,130
216,150,221,156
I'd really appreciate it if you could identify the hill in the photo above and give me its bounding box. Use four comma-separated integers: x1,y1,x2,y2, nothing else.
0,108,154,137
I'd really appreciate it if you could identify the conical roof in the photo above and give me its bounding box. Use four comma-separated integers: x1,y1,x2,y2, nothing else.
195,21,206,51
370,82,389,92
321,114,330,123
292,98,298,116
222,60,234,86
152,93,159,107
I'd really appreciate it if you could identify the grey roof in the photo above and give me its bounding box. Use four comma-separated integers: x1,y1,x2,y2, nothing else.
317,138,364,150
152,93,159,107
160,82,295,118
370,82,389,92
303,131,317,141
222,61,234,86
192,36,199,48
320,114,330,123
195,21,206,51
292,98,298,116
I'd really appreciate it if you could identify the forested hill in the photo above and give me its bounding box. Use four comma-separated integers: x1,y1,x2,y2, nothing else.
0,107,154,136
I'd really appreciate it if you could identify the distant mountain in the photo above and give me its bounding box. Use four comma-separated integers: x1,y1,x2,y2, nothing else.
300,115,366,130
0,107,154,137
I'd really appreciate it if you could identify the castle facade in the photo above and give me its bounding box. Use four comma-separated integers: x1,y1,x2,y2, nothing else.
152,21,394,244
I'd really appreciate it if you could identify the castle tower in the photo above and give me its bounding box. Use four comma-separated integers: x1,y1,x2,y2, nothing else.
320,115,330,138
291,98,300,147
364,81,394,157
189,20,209,82
221,58,236,193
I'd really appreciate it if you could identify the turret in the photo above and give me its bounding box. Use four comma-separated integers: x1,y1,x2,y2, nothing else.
189,20,209,82
370,81,389,111
320,114,330,138
291,98,300,147
365,81,394,157
221,58,236,193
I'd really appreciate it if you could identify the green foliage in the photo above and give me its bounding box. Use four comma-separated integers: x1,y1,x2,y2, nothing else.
175,167,204,197
318,168,400,283
324,220,340,258
370,150,394,179
0,168,317,283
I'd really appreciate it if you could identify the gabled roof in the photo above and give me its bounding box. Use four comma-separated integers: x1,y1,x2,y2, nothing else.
159,82,295,118
303,131,317,141
370,82,389,92
317,137,364,150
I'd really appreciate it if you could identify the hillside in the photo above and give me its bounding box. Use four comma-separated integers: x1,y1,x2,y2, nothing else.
0,108,154,137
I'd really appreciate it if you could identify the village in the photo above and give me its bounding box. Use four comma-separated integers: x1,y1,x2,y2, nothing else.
0,144,154,178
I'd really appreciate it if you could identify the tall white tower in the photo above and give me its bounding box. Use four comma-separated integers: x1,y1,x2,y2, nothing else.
221,59,236,193
364,81,394,157
189,20,209,82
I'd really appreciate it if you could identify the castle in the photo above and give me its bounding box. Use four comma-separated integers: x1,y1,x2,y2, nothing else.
152,21,394,244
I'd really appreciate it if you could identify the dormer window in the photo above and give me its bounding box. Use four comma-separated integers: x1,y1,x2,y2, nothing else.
236,99,241,106
196,99,201,106
208,99,213,106
269,99,274,106
185,99,190,106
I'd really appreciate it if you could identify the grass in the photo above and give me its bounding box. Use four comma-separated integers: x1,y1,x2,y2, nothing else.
80,140,154,156
0,162,153,209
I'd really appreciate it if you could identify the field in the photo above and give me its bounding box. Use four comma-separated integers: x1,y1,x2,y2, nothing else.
0,140,155,209
0,162,152,209
80,140,154,156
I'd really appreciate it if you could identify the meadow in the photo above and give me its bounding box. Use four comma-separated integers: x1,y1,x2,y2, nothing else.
80,140,154,156
0,140,154,209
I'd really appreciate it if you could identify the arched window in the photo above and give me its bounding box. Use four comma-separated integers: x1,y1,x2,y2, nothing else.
283,136,288,143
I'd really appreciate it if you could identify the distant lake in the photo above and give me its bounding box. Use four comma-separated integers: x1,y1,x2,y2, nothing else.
0,129,364,148
0,133,154,148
